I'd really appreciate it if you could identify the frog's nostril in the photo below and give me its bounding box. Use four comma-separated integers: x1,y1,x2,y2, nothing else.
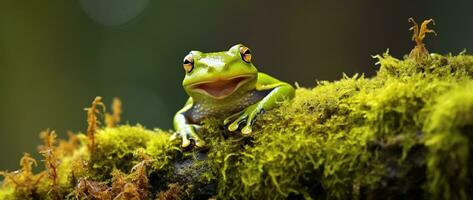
207,67,216,73
223,64,230,70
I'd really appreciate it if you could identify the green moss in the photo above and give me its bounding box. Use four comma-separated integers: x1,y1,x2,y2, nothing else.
0,52,472,199
204,53,473,199
424,82,473,200
91,125,181,179
0,186,15,200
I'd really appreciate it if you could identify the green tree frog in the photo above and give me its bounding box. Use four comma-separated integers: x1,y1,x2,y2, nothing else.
171,44,295,148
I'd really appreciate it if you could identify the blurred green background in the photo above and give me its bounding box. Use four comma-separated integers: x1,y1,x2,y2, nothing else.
1,0,472,171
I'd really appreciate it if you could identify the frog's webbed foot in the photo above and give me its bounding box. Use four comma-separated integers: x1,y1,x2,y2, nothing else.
224,104,262,135
170,124,206,148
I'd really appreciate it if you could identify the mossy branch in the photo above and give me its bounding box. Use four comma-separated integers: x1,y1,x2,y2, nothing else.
1,52,472,199
0,20,472,199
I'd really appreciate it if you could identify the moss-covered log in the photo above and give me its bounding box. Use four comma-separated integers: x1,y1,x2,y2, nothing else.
1,52,472,199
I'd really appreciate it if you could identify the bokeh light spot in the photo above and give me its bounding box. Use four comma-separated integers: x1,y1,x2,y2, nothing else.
79,0,149,26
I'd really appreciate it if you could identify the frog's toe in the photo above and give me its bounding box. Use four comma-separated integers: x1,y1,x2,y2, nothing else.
194,138,206,147
241,126,252,135
181,134,191,148
223,118,234,126
169,132,179,141
228,123,239,132
228,114,248,132
224,110,244,125
174,125,205,148
190,131,206,147
241,113,258,135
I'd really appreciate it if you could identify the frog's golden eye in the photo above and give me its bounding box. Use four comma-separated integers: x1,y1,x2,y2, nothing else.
183,54,194,73
239,46,252,63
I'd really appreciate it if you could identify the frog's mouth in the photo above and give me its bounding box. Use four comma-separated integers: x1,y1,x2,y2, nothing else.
190,75,254,99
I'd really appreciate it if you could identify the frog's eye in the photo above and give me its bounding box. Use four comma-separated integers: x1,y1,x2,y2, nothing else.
239,46,252,63
183,54,194,73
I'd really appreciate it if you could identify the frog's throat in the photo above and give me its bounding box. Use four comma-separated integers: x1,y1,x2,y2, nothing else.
188,74,255,100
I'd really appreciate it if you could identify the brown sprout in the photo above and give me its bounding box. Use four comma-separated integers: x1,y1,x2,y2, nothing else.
156,183,183,200
57,131,81,157
74,178,112,199
38,129,61,199
105,97,123,128
84,96,106,153
0,153,46,198
408,18,437,63
73,149,154,200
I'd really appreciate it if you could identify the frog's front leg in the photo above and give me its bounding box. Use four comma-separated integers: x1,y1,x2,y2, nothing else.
225,73,295,134
224,103,261,134
171,98,206,148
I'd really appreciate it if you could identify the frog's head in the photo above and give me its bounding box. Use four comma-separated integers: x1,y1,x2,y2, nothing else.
182,44,258,100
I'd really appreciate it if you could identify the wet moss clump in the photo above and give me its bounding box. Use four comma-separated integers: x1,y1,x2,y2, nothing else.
0,52,472,199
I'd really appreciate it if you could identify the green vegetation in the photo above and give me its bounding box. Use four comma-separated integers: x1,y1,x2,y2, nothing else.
1,51,472,199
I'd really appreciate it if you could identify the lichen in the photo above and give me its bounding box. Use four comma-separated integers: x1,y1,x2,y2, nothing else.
0,52,472,199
